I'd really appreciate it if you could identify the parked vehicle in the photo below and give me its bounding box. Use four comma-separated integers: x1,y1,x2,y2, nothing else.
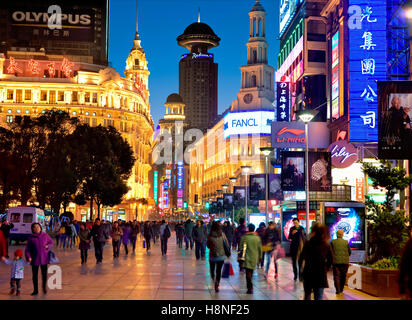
7,207,46,242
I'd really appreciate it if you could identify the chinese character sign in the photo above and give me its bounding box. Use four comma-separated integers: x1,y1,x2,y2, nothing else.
349,0,387,142
276,81,290,121
331,31,340,119
177,161,184,208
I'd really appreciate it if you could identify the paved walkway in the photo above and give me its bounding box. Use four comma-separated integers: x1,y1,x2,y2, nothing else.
0,235,382,300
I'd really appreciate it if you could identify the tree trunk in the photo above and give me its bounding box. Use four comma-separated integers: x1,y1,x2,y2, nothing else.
89,196,94,221
97,202,100,219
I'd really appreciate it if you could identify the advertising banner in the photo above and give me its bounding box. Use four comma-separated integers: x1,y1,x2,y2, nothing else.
282,211,297,242
233,186,246,209
308,152,332,192
378,81,412,159
281,151,305,191
223,194,233,211
331,31,340,119
327,140,358,168
269,174,284,201
224,110,275,139
249,174,266,201
324,203,365,250
272,122,330,149
276,81,290,121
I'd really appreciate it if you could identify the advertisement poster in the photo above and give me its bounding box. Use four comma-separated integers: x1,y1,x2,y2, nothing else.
308,152,332,192
378,81,412,159
249,174,265,201
233,186,246,209
276,81,290,121
269,174,284,201
281,151,305,191
217,198,224,211
325,205,365,250
282,211,297,242
223,193,233,210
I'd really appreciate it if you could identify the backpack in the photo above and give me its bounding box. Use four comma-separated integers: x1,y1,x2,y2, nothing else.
164,226,171,239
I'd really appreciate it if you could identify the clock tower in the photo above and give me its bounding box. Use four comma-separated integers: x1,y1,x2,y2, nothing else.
231,0,274,111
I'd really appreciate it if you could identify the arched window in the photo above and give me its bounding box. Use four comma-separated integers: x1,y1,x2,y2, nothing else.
251,75,257,87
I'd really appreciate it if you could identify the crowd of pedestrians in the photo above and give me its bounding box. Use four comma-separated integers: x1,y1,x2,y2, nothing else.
1,215,412,300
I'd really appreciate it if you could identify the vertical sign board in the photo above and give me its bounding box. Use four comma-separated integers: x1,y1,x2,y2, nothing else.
276,81,290,121
177,161,184,208
331,31,340,119
154,171,158,205
164,169,172,209
348,0,387,142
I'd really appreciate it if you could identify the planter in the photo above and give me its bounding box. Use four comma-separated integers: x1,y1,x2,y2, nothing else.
346,264,401,298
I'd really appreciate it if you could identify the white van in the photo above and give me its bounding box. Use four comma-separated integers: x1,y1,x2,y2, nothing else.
7,206,46,241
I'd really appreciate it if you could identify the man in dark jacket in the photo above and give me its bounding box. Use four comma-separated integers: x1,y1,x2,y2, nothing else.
399,226,412,299
192,220,207,260
175,222,185,248
288,218,306,281
222,221,234,248
234,218,247,251
331,229,351,294
0,220,14,257
256,222,266,268
159,220,171,256
130,220,139,253
184,219,195,250
91,218,110,264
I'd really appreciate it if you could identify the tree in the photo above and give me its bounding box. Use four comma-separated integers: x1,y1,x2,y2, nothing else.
71,125,135,220
234,206,259,224
362,160,412,262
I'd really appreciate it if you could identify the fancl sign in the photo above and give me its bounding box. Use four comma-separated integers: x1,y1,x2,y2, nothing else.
224,110,275,139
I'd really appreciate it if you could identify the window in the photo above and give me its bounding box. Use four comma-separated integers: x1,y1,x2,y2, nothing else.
85,111,89,116
92,93,97,103
16,90,23,103
40,90,47,101
7,109,12,113
58,91,65,101
6,115,13,123
16,109,21,114
24,90,31,100
85,92,90,103
72,111,77,116
92,112,97,117
7,90,13,100
10,213,20,223
84,117,90,125
49,91,56,104
72,91,78,103
25,110,29,114
92,118,97,126
23,213,33,223
308,50,326,63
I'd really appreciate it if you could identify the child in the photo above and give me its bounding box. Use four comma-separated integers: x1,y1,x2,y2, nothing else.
2,249,29,296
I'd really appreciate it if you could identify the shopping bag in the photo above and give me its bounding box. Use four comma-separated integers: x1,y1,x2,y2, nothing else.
48,250,59,264
222,262,230,278
228,262,235,276
143,240,146,248
184,235,189,243
276,244,286,260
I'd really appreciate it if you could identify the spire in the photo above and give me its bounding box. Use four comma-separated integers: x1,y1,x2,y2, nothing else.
132,0,143,51
136,0,139,33
198,7,201,23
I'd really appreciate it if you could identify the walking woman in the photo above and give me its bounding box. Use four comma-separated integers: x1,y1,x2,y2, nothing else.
78,223,91,264
110,221,123,258
206,221,231,292
262,221,281,279
122,222,131,255
25,223,53,295
299,223,333,300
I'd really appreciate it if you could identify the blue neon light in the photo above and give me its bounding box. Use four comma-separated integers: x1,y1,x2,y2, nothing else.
349,0,387,142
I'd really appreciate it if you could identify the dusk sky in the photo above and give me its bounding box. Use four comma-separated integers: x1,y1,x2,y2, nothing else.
109,0,280,127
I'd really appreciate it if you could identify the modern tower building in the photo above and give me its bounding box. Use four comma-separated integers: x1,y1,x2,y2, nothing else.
177,14,220,132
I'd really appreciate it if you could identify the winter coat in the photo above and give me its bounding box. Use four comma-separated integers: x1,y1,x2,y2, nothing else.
143,224,154,239
4,258,29,279
160,223,171,239
399,238,412,295
256,227,266,242
153,223,160,236
130,224,139,238
25,232,54,266
239,232,262,270
121,225,131,244
0,230,6,258
184,221,194,237
300,239,333,289
91,224,110,243
262,227,281,249
207,231,228,261
222,225,235,242
288,226,306,256
331,238,351,265
110,226,123,242
78,229,91,250
175,224,185,238
192,225,207,243
1,223,14,238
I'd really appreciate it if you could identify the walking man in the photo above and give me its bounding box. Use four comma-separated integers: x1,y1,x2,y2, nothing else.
184,219,195,250
331,229,351,295
288,218,306,281
192,220,207,260
159,220,171,256
91,218,110,264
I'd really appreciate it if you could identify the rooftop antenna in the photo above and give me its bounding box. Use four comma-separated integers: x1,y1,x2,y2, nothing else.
198,7,201,23
136,0,139,34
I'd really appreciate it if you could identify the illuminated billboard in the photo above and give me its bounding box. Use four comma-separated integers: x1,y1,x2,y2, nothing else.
224,110,275,139
348,0,387,142
279,0,303,36
331,31,340,119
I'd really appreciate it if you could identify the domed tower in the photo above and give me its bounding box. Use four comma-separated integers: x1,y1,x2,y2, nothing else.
231,0,274,111
177,13,220,132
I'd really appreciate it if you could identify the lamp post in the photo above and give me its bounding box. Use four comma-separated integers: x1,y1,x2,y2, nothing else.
229,177,237,224
217,189,223,219
241,166,252,224
260,147,274,225
297,109,318,235
222,184,228,220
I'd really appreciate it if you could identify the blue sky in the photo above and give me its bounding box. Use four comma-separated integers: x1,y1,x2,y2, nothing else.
109,0,280,126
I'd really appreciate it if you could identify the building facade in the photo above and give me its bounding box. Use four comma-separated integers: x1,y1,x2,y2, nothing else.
0,27,154,221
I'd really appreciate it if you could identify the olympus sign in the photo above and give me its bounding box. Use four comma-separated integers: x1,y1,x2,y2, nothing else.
12,11,91,26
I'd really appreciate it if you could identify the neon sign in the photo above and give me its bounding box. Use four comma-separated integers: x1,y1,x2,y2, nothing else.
276,80,290,121
134,76,148,103
224,110,275,139
61,58,74,77
327,140,358,168
28,59,41,75
154,171,158,205
348,0,387,142
177,162,184,208
331,31,339,118
7,57,23,74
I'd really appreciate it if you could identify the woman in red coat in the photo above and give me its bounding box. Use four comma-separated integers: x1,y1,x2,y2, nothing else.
0,229,6,259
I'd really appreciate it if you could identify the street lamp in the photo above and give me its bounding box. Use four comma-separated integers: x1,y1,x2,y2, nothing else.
241,165,252,224
297,109,318,235
260,147,274,225
222,184,228,219
229,177,237,223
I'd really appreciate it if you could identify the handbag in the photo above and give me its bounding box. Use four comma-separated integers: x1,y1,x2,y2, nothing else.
262,243,274,252
223,235,231,257
222,262,230,278
48,250,59,264
276,244,286,260
229,262,235,276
